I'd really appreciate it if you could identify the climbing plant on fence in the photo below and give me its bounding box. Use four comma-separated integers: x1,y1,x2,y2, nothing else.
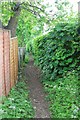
33,21,80,81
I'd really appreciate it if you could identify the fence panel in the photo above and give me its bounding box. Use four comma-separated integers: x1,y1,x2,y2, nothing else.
0,29,18,97
3,30,10,96
0,29,5,97
10,38,18,87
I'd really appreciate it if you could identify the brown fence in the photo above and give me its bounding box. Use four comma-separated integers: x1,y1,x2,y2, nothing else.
0,29,18,97
10,37,18,88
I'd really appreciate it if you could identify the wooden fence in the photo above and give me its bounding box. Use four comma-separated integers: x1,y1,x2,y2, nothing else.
0,29,18,97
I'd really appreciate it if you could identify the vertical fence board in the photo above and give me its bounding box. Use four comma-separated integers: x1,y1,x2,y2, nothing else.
13,39,16,83
10,38,18,87
0,29,5,97
14,38,18,83
10,40,15,88
3,30,10,96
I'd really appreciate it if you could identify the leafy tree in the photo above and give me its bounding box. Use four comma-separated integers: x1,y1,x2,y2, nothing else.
47,0,78,31
0,0,47,37
16,9,45,47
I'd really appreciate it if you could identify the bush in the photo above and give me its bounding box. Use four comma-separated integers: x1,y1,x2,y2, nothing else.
32,21,80,118
33,21,80,81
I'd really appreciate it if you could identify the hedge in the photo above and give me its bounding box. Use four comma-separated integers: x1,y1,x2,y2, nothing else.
33,21,80,81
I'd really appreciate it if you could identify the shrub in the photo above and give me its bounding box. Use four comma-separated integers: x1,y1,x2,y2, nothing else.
32,20,80,118
33,21,80,81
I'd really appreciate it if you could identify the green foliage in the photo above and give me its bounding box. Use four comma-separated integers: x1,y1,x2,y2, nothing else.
26,41,32,53
16,9,45,47
33,21,80,81
33,16,80,118
55,0,73,19
1,1,80,118
16,10,33,47
0,80,34,118
39,0,78,32
43,70,80,118
0,1,47,47
0,2,15,25
24,54,29,63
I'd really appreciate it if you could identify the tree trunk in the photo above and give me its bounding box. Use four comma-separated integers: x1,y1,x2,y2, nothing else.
0,2,21,37
4,8,21,37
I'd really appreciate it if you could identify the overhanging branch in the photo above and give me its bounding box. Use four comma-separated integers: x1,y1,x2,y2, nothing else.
21,6,41,18
28,4,45,13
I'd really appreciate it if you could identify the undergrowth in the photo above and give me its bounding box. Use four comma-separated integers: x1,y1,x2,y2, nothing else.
0,67,34,119
33,20,80,118
43,70,80,118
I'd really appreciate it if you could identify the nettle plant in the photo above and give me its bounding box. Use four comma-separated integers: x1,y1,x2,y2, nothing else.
33,21,80,81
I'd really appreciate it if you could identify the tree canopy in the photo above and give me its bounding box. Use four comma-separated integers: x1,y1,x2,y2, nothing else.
0,0,48,37
0,0,78,38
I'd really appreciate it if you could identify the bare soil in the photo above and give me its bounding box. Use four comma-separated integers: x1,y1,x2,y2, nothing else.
25,58,50,118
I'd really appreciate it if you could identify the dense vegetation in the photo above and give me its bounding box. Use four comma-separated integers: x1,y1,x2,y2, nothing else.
32,20,80,118
0,0,80,118
33,21,80,80
43,70,79,118
0,68,34,118
16,9,45,47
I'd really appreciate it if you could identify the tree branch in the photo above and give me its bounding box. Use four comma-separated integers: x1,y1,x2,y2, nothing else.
21,6,41,18
28,4,45,13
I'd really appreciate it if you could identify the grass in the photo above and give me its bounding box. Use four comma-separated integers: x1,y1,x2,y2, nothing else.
0,67,34,119
43,70,80,118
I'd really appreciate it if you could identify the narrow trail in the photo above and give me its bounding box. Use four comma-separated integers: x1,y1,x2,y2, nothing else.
25,58,50,118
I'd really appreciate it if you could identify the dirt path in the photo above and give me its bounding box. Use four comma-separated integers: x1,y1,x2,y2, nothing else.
25,58,50,118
